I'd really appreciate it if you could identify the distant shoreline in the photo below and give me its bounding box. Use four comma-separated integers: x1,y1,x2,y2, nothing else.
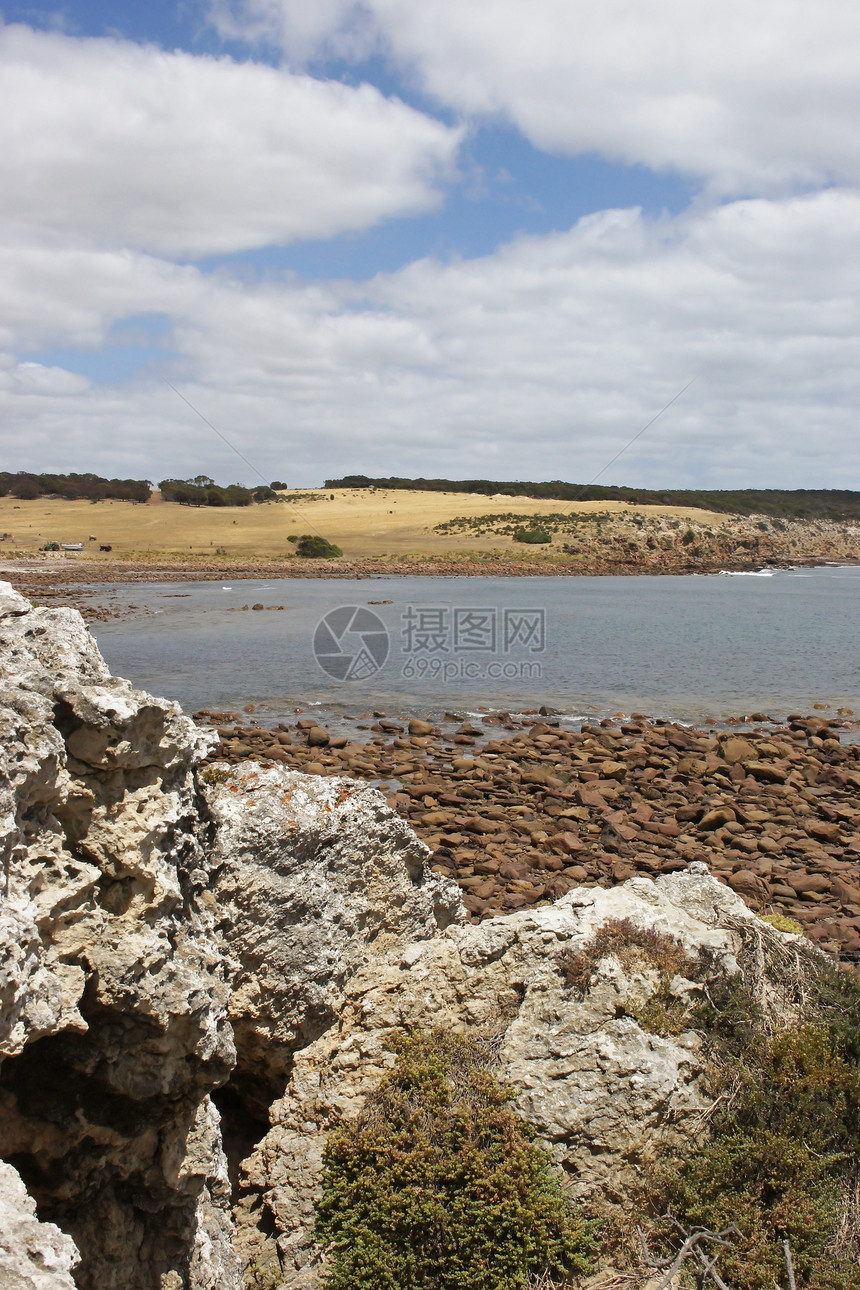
3,551,859,623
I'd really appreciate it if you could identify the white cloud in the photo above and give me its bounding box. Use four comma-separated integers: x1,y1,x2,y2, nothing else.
0,23,461,257
1,361,91,397
216,0,860,194
2,189,860,487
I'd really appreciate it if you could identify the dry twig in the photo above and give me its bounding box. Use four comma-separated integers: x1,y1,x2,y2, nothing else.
637,1212,740,1290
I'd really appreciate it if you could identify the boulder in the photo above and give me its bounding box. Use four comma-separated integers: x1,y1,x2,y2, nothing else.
744,761,788,784
203,764,464,1110
831,875,860,907
698,806,737,831
231,866,808,1286
718,737,758,764
727,869,769,903
786,872,832,896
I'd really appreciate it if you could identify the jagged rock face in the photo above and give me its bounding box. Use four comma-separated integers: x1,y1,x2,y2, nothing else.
204,765,464,1114
0,583,239,1290
233,869,783,1286
0,584,466,1290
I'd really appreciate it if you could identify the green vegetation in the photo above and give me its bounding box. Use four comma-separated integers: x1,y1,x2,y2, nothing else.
315,1030,594,1290
650,981,860,1290
759,912,805,935
435,511,610,539
294,534,342,557
199,766,232,786
303,920,860,1289
563,918,860,1289
561,918,689,997
0,471,150,502
326,475,860,520
159,476,278,506
513,527,552,544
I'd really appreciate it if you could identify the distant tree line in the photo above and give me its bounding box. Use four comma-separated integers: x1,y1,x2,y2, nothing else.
0,471,151,502
325,476,860,520
158,476,279,506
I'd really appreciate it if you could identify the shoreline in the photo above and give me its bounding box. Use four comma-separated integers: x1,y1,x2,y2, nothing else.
7,565,859,965
196,704,860,967
3,552,858,621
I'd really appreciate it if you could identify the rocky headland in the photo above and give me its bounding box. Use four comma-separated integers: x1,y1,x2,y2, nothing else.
2,582,859,1289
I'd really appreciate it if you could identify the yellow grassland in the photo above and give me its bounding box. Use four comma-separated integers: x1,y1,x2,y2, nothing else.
0,489,729,563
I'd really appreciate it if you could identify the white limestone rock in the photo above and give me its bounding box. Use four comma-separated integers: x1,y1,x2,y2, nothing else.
0,1161,80,1290
204,763,465,1108
0,584,238,1290
233,869,783,1285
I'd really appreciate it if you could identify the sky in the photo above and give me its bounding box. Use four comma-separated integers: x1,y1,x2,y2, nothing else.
1,1,859,489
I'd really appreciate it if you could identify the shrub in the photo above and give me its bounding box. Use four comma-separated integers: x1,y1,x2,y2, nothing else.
759,912,804,935
561,918,689,998
565,920,860,1287
295,534,342,558
513,528,552,544
639,961,860,1290
315,1030,594,1290
200,766,232,786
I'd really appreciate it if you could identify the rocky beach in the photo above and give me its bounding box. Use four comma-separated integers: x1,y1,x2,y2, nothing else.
199,706,860,964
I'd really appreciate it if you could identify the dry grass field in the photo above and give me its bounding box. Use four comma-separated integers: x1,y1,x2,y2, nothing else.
0,488,729,563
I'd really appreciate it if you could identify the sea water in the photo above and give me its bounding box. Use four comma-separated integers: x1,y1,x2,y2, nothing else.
85,566,860,727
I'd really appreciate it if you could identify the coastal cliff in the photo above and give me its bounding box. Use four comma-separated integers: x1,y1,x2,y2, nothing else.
0,581,236,1290
0,583,458,1288
1,583,854,1289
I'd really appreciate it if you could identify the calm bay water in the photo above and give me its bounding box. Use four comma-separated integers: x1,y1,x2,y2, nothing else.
86,567,860,727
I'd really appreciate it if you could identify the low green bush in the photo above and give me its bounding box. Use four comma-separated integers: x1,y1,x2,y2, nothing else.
315,1030,594,1289
643,961,860,1290
513,528,551,544
560,918,860,1287
295,534,343,558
